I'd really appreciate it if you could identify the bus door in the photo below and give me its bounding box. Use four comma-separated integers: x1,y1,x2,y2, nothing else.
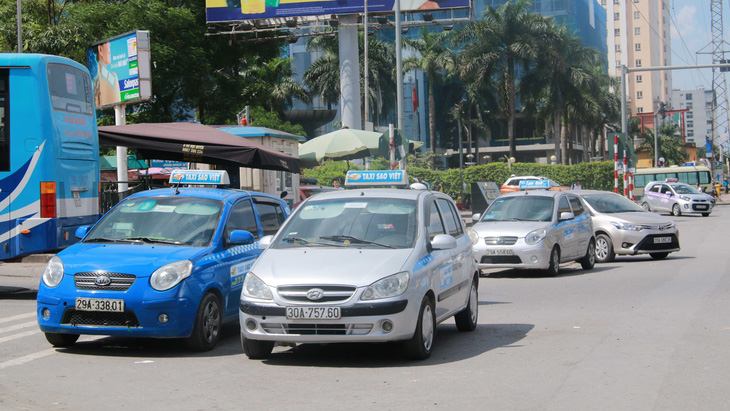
0,69,9,259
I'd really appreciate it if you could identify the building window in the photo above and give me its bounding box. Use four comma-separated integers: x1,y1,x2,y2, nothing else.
636,59,642,67
637,107,644,113
636,75,643,83
614,13,620,20
615,45,621,52
635,43,641,51
686,93,693,100
687,121,693,127
687,132,693,137
614,0,619,4
634,11,640,19
687,113,693,119
637,91,643,99
686,103,692,109
615,29,621,36
707,120,713,125
635,27,641,35
602,0,606,4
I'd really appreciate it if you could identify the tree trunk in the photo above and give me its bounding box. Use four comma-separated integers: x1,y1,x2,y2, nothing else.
553,108,561,164
508,57,516,159
428,82,437,169
560,113,568,165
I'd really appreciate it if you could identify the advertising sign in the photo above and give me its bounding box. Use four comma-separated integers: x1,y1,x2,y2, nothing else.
87,30,152,110
206,0,470,23
345,170,408,187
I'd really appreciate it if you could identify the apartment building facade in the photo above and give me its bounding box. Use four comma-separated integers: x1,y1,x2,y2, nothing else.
602,0,672,117
670,88,716,145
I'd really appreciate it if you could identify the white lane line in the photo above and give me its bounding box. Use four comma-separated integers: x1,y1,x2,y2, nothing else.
0,312,36,325
0,321,38,335
0,348,55,370
0,329,39,344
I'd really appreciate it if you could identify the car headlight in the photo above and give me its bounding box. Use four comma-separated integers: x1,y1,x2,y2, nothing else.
467,228,479,245
42,256,64,288
361,271,409,301
150,260,193,291
680,195,691,201
525,228,547,245
241,273,273,300
610,222,641,231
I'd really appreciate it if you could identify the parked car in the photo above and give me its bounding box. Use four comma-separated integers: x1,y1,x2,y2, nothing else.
641,180,714,217
577,190,680,262
37,170,289,351
239,170,479,360
471,190,595,276
500,175,569,194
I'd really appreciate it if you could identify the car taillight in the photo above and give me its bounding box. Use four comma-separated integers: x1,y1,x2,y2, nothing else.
40,182,56,218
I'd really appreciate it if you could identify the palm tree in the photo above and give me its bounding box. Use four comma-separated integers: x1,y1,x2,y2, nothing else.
304,33,396,126
402,28,455,166
639,122,687,166
452,0,559,159
241,56,310,114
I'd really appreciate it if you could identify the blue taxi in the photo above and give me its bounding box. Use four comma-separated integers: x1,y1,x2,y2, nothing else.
37,170,289,351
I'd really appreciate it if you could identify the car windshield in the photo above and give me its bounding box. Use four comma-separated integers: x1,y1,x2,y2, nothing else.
672,184,700,194
582,193,645,213
481,196,554,222
275,198,417,249
85,196,223,247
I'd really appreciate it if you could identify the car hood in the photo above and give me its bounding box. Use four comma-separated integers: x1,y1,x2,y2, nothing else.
56,244,206,277
592,211,674,227
472,220,551,237
251,248,415,287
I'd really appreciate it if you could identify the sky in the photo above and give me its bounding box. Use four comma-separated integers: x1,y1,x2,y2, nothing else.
668,0,725,91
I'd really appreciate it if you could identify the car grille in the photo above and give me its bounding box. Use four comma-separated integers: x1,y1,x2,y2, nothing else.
480,255,522,264
635,234,680,252
62,309,140,327
277,285,357,303
74,272,136,291
636,223,674,231
692,204,710,211
261,323,372,336
484,236,518,246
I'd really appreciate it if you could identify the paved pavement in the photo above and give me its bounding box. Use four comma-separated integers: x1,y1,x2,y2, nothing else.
2,191,728,296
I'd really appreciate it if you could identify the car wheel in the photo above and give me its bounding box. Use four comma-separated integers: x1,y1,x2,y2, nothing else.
650,252,669,260
672,204,682,216
595,233,615,263
641,202,651,211
186,292,222,351
241,334,275,359
403,295,435,360
454,276,478,332
579,239,596,270
702,213,710,217
545,246,560,277
45,333,79,347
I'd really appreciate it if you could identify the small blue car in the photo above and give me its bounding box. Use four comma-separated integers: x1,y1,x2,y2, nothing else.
37,170,289,351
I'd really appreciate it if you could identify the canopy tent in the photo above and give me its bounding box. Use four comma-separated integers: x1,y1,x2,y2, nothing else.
212,125,306,142
97,122,299,173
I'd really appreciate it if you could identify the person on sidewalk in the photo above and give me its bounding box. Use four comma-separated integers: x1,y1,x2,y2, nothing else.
571,180,582,190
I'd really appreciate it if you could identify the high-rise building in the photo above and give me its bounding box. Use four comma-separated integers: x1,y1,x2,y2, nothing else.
602,0,672,117
670,88,717,145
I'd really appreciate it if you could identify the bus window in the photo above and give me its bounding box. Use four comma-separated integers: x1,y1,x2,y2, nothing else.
0,70,8,171
685,172,699,185
699,171,711,184
47,63,93,116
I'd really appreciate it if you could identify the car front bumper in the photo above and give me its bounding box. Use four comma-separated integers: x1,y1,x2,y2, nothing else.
473,239,553,270
609,228,681,256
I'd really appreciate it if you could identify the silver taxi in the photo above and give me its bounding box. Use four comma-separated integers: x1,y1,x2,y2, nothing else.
239,171,479,360
641,181,713,217
472,190,595,276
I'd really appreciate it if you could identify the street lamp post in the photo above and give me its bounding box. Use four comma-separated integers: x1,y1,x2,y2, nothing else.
550,155,557,165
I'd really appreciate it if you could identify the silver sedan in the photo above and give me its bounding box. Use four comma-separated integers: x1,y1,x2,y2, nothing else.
578,190,680,262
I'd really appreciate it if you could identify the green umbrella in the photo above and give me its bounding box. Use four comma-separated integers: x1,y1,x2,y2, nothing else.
298,128,383,166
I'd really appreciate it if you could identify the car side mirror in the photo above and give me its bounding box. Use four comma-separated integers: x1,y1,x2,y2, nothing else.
430,234,457,250
559,212,575,221
471,213,481,223
229,230,255,246
258,235,274,250
280,191,288,199
75,226,90,239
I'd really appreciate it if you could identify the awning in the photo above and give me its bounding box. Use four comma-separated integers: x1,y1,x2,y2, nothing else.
98,122,299,173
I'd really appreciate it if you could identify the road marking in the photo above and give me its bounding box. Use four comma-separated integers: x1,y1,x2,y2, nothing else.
0,321,37,335
0,348,55,370
0,329,39,344
0,312,35,325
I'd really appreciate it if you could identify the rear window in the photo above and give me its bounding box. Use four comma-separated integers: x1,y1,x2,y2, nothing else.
47,63,93,115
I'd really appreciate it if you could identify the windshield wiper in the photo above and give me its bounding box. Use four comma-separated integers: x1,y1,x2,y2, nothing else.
319,235,395,248
281,236,310,244
126,237,181,245
83,237,142,244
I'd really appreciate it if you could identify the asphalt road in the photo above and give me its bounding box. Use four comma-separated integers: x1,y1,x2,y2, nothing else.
1,206,729,410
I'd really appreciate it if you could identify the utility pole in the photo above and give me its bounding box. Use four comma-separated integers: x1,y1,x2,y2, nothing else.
16,0,22,52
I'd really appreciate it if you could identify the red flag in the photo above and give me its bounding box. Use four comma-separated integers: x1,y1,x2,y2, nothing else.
412,85,418,111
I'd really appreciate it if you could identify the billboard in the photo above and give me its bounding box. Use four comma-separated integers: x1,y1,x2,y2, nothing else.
87,30,152,110
206,0,470,23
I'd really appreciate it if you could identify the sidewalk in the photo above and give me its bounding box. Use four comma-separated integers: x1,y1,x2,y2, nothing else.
0,254,52,295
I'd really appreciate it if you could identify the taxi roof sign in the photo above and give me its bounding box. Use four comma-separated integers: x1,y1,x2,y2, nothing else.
169,170,230,186
519,180,550,190
345,170,409,187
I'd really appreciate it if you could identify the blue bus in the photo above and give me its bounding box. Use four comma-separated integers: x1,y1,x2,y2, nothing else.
0,54,100,260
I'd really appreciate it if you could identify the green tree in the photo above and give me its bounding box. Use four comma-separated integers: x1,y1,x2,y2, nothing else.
403,28,455,167
640,122,687,166
452,0,558,160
